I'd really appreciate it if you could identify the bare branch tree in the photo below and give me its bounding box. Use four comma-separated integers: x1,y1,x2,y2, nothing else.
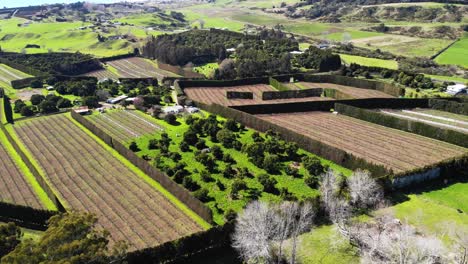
347,170,384,210
445,223,468,264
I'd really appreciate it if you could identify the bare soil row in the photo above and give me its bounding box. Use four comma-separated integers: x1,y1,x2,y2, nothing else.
299,82,394,99
258,112,467,172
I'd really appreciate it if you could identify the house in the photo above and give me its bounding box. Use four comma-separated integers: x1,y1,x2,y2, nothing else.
46,86,54,91
74,106,91,115
162,105,184,114
290,51,304,55
106,95,128,104
446,84,467,95
186,106,199,114
226,48,236,53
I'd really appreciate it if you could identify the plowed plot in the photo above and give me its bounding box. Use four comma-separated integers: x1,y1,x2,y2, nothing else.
0,142,43,209
83,68,119,80
106,57,178,79
381,109,468,134
14,115,202,250
258,112,467,172
87,110,163,142
299,82,394,99
185,84,331,106
0,63,32,86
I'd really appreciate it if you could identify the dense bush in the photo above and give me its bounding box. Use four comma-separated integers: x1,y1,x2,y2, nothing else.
294,46,342,72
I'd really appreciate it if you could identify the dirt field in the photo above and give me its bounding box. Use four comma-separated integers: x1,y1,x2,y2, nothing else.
257,112,467,173
14,115,203,250
0,142,44,209
380,108,468,134
105,57,178,80
87,110,163,142
16,89,43,101
299,82,394,99
0,63,32,83
185,84,332,106
83,68,120,80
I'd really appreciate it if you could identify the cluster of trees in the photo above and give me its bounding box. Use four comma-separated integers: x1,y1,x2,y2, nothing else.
142,29,299,78
53,79,98,97
13,94,72,117
294,46,342,72
0,52,100,75
0,212,127,263
341,63,439,89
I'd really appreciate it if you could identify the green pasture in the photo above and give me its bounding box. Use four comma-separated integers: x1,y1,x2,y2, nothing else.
181,10,245,31
339,54,398,69
192,63,219,78
0,17,147,57
426,74,468,84
435,37,468,68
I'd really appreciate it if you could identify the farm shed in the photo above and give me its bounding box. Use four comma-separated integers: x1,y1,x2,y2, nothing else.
446,84,467,95
74,106,91,115
162,105,184,114
106,95,128,104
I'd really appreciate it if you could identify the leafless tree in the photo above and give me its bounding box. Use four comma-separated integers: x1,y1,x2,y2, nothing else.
233,201,314,264
445,223,468,264
348,170,384,210
356,215,447,264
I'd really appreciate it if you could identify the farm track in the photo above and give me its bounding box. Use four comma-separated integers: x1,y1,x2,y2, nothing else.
14,115,202,249
88,110,162,142
185,84,331,106
299,82,394,99
258,112,467,172
0,142,44,209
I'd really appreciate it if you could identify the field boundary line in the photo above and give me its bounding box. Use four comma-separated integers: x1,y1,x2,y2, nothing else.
401,110,468,126
0,128,56,210
4,124,68,210
382,111,468,133
67,114,211,230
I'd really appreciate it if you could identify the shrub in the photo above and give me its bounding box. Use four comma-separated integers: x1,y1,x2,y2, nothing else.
224,209,237,222
200,171,213,182
302,156,324,176
304,175,319,189
258,174,278,194
194,188,210,202
164,113,177,125
129,141,140,152
38,100,58,113
148,139,158,150
216,179,225,191
224,119,239,132
285,165,299,177
30,79,43,88
279,187,296,201
13,100,26,113
211,145,223,159
30,94,45,106
82,96,99,108
183,129,198,146
179,141,190,152
230,179,247,199
223,165,237,179
195,139,207,150
169,152,181,162
216,129,236,148
222,153,235,164
56,98,72,108
262,154,280,174
183,176,201,191
20,105,34,117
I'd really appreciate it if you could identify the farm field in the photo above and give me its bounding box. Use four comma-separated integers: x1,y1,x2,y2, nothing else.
0,128,46,209
105,57,179,80
380,108,468,133
184,84,332,106
88,110,351,224
339,54,399,70
12,114,204,250
82,67,119,80
257,112,467,172
0,63,33,96
435,37,468,68
298,82,394,99
87,110,163,143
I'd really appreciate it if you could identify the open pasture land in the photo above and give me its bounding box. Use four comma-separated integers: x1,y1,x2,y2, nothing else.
257,112,467,173
351,35,452,58
106,57,179,79
435,37,468,68
87,110,163,143
0,131,44,209
185,84,332,106
380,108,468,134
339,54,399,70
298,82,394,99
13,115,203,249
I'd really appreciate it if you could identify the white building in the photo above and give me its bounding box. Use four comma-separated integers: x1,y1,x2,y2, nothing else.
446,84,467,95
106,95,128,104
162,105,184,114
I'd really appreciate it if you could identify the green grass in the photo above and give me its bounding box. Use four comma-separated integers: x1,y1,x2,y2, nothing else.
435,37,468,68
0,222,43,241
0,17,144,57
426,74,468,84
67,114,211,230
339,54,398,69
358,37,452,58
193,63,219,78
181,10,245,31
118,112,351,225
0,127,56,210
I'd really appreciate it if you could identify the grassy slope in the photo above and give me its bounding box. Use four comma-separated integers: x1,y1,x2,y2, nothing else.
0,17,145,57
67,114,211,229
435,37,468,68
339,54,398,69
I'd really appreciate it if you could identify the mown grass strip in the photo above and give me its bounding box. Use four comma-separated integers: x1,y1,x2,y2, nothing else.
67,114,211,230
0,128,56,210
4,124,70,209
